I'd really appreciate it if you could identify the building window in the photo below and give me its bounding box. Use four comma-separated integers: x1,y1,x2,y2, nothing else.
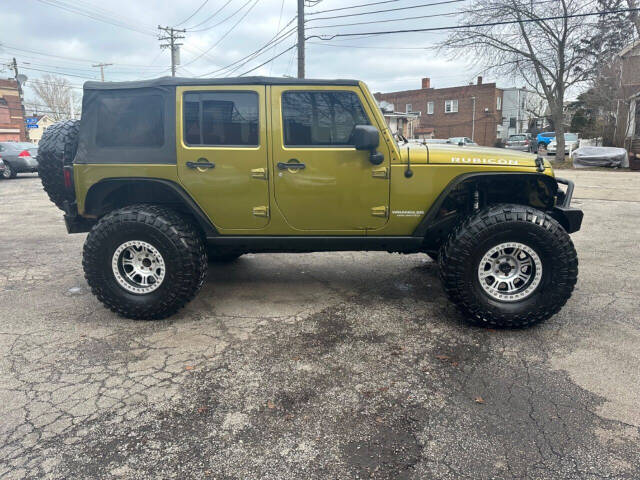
497,96,502,110
444,99,458,113
406,103,412,112
282,91,369,147
509,117,516,128
427,101,434,115
183,91,259,146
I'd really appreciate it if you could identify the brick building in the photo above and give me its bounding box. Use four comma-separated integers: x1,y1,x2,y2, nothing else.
374,77,504,146
0,78,27,142
614,40,640,150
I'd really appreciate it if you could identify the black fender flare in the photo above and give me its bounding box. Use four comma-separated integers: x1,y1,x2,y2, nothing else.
84,177,218,237
412,171,559,237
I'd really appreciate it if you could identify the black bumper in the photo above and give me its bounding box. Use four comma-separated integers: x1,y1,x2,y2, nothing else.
550,177,583,233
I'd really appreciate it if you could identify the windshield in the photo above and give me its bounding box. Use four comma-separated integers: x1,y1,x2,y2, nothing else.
541,132,555,137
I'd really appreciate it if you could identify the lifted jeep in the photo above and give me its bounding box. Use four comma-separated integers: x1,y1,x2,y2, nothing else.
37,76,582,327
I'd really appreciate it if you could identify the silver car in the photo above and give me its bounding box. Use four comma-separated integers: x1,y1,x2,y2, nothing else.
0,142,39,179
505,134,531,151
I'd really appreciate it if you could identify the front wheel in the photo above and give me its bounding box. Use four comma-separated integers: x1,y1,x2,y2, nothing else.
439,204,578,328
83,204,207,320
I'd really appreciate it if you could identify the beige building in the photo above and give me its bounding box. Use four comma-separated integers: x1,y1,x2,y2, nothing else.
24,114,56,144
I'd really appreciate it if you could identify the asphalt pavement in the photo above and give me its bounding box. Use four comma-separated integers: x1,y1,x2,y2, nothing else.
0,171,638,479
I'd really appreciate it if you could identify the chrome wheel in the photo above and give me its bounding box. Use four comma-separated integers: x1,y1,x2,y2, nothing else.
111,240,165,294
2,164,11,179
477,242,542,302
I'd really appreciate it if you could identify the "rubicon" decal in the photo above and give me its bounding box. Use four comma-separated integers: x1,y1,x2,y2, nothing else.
451,157,519,165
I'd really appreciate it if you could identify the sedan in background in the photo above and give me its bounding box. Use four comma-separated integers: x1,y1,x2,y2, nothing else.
547,133,579,155
505,134,531,151
0,142,39,179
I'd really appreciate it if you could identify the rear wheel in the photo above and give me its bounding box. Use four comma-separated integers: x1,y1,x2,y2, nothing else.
439,204,578,328
83,204,207,320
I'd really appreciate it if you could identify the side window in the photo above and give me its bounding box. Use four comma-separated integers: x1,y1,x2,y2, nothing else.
183,91,259,146
96,94,164,147
282,91,369,147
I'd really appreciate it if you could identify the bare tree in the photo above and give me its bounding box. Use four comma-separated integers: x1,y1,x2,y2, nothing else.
29,75,81,121
440,0,601,161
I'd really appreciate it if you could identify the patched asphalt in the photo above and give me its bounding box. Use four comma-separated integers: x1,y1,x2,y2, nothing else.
1,171,639,479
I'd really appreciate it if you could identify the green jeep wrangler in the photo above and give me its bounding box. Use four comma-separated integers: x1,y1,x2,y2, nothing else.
37,77,582,327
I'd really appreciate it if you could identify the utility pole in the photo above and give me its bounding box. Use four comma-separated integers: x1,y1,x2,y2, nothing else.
92,62,113,82
158,26,185,77
11,58,29,141
297,0,305,79
471,96,476,142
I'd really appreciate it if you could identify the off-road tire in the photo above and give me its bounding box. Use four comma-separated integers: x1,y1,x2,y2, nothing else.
38,119,80,210
83,204,208,320
2,162,17,179
439,204,578,328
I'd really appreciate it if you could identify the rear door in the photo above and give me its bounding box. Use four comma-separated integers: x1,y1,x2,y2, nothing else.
176,86,270,230
269,86,390,232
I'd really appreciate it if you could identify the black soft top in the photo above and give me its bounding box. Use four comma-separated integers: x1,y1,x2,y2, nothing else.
83,76,361,91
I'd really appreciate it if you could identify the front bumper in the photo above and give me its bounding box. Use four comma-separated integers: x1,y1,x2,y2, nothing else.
550,177,583,233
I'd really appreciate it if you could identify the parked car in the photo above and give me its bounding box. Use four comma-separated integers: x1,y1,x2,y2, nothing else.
447,137,477,146
0,158,5,177
505,134,531,151
0,142,39,179
547,133,579,155
536,132,555,148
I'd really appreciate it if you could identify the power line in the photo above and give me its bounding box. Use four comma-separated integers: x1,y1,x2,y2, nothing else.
174,0,210,27
187,0,255,32
306,0,560,30
269,0,287,75
186,0,235,29
305,0,467,22
306,7,640,40
222,27,297,76
35,0,156,36
238,44,297,76
181,0,261,67
306,0,400,15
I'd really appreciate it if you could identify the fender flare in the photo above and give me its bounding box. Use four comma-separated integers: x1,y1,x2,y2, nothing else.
84,177,218,237
412,171,559,237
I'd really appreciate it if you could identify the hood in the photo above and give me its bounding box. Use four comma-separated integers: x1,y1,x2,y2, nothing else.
399,143,540,168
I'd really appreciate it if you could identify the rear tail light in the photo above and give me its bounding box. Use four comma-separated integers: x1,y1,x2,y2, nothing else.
18,150,31,157
63,169,72,189
525,139,530,144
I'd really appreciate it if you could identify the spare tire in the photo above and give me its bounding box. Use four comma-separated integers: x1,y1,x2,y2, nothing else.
38,119,80,210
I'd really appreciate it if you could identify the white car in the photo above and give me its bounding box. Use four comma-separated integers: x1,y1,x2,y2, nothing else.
547,133,579,155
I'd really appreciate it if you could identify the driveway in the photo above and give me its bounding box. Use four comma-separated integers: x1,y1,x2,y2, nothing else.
0,171,639,479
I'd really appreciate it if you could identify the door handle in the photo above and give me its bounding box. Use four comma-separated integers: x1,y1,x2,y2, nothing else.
187,159,215,169
277,161,305,170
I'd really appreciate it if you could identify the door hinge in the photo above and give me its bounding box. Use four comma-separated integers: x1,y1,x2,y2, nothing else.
371,206,388,218
252,206,269,217
372,167,389,179
251,167,268,179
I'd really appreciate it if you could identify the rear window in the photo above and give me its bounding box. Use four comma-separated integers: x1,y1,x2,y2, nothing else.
509,135,525,141
95,94,164,148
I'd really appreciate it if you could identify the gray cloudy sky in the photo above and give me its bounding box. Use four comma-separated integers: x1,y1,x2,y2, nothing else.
1,0,508,98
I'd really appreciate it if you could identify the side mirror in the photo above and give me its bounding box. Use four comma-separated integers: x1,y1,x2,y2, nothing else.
353,125,384,165
353,125,380,151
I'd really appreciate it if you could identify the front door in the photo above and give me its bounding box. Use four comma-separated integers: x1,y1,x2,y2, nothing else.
177,85,269,230
270,86,390,232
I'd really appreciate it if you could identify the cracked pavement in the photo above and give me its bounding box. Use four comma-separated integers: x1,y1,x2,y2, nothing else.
1,171,639,479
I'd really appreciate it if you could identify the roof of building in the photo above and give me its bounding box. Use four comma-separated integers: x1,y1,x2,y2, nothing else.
83,76,361,90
